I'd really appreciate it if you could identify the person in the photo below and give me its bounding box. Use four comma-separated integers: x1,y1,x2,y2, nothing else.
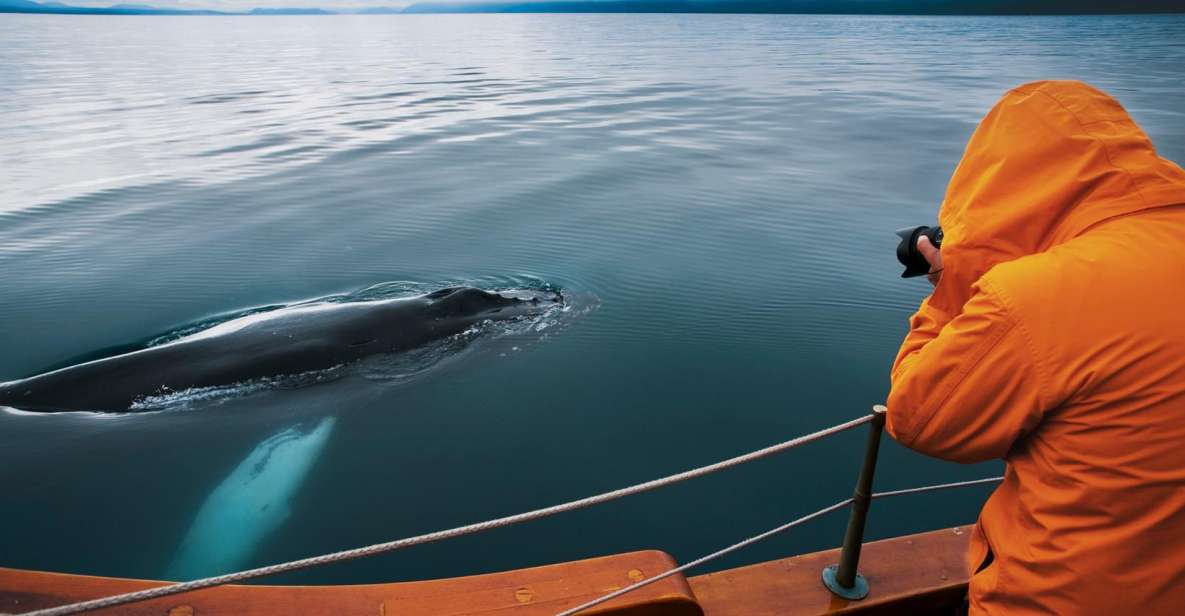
886,80,1185,615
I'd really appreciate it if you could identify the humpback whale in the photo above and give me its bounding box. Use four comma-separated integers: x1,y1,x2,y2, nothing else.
165,417,337,580
0,287,560,412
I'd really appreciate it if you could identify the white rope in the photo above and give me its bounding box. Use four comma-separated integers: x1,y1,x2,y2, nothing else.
556,475,1004,616
15,414,875,616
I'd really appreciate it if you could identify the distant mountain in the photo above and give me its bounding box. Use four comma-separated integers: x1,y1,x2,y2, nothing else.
402,0,695,12
3,0,1183,15
401,0,1185,14
0,0,51,9
0,0,230,13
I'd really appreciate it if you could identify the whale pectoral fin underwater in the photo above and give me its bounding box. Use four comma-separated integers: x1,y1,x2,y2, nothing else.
165,417,336,580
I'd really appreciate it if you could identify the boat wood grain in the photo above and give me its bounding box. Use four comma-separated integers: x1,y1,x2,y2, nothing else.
0,550,700,616
687,526,972,615
0,526,971,615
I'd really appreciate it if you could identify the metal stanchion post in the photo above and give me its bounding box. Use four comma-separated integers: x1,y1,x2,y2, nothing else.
822,405,886,600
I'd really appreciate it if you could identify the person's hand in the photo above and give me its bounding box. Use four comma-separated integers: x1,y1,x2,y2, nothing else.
917,235,943,287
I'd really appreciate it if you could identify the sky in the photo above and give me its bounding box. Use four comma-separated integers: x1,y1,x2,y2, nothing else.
55,0,415,8
36,0,1181,15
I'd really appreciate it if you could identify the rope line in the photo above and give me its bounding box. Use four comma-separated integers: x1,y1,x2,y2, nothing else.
556,475,1004,616
16,414,875,616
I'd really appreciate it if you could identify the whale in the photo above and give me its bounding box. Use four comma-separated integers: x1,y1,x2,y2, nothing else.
165,416,336,580
0,287,560,412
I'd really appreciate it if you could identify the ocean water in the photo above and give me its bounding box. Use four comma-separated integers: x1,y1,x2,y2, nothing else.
2,13,1184,586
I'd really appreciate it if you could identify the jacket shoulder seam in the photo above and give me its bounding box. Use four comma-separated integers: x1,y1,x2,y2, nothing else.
979,274,1050,411
902,287,1018,450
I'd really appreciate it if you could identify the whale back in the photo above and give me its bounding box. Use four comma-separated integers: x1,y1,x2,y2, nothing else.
424,287,556,322
0,287,557,412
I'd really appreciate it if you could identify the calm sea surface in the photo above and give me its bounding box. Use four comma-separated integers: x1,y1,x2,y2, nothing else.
2,13,1184,585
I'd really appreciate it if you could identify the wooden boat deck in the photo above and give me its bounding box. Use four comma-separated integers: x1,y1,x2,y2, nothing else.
0,526,970,615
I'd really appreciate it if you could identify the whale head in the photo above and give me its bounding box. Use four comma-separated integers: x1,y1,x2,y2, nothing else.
423,287,561,323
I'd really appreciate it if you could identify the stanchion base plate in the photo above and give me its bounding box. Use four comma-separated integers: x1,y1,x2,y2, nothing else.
821,564,869,600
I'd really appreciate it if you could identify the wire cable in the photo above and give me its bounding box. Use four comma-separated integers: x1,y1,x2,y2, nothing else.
13,414,876,616
556,475,1004,616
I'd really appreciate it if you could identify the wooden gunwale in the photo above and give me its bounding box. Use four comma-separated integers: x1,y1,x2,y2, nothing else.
0,526,971,615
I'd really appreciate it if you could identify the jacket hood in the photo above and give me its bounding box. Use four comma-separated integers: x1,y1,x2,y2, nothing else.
930,80,1185,314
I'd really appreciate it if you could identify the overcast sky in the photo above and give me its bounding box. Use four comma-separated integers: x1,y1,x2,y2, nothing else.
58,0,441,9
39,0,940,10
46,0,1174,14
57,0,536,9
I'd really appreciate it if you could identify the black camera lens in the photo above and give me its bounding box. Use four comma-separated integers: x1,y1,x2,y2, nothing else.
895,225,943,278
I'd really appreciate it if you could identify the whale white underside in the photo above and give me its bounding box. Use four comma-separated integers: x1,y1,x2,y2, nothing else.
164,417,337,580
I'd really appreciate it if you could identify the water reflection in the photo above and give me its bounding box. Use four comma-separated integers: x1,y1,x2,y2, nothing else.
0,13,1182,585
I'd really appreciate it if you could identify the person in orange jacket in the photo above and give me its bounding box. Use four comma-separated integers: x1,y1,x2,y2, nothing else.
886,80,1185,615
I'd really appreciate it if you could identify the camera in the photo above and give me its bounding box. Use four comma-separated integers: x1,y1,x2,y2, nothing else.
895,225,943,278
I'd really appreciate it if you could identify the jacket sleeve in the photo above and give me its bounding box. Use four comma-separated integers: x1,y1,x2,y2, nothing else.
887,277,1047,463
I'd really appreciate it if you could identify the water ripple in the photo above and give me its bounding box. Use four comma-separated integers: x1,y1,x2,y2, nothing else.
1,12,1183,587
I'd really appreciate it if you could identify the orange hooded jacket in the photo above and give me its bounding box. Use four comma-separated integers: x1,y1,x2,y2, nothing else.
886,81,1185,615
